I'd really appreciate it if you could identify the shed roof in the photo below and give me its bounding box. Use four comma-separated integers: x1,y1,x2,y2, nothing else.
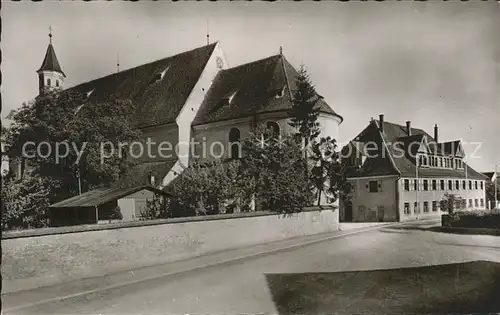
50,185,170,208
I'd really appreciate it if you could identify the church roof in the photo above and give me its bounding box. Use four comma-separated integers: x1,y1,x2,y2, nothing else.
192,54,342,126
37,43,66,77
67,43,218,129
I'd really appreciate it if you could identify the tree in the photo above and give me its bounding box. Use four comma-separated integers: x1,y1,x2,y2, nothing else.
440,193,465,216
171,160,240,216
1,172,54,230
6,89,141,204
486,180,500,209
241,127,314,214
288,65,322,153
309,137,352,206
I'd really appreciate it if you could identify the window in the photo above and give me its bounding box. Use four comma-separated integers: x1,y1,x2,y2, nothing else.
229,128,241,159
423,201,429,213
47,78,51,86
480,181,483,190
369,180,379,193
469,199,473,208
432,180,437,190
56,80,59,87
475,181,478,190
439,158,443,167
462,180,466,190
475,199,478,207
414,179,418,191
480,198,484,207
432,201,438,212
423,180,428,191
440,180,445,190
414,202,419,214
450,159,454,169
404,179,409,191
404,203,410,215
266,121,280,140
448,180,452,190
455,180,460,190
469,180,472,190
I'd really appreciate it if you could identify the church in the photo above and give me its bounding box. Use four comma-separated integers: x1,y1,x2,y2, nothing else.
34,33,343,222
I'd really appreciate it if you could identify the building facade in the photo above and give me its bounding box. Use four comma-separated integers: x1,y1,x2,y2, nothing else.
340,115,487,222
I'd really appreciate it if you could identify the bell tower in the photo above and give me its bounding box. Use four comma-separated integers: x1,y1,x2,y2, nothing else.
37,27,66,95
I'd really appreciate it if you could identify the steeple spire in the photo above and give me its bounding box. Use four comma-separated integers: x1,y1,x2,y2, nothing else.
37,28,65,77
37,27,66,94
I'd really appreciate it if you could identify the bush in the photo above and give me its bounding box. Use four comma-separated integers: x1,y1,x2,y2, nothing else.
140,193,174,220
1,173,53,230
448,209,500,229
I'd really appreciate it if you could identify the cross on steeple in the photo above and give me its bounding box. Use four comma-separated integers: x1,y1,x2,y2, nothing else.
49,25,52,44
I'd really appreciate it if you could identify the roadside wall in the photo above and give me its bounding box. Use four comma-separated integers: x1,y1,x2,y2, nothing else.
1,207,338,294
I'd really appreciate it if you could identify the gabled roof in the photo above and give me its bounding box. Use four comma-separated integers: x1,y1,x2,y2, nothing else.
37,43,66,77
50,185,170,208
192,54,341,126
345,119,486,180
67,43,218,129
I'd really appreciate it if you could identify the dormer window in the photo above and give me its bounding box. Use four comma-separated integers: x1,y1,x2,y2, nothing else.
216,91,238,108
150,66,170,84
86,89,95,99
275,86,286,98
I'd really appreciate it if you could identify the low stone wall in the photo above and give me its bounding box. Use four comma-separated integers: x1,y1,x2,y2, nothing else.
1,207,338,294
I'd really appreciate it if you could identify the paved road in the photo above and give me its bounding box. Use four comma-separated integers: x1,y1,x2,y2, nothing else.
5,221,500,314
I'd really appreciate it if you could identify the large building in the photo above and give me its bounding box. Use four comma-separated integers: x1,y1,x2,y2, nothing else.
32,34,343,219
340,115,488,222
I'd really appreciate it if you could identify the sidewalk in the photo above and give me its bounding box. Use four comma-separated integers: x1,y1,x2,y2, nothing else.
2,222,398,312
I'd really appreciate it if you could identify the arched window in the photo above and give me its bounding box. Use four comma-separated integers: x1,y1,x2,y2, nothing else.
266,121,280,140
229,128,241,159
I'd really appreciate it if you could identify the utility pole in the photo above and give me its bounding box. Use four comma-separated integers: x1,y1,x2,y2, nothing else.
76,166,82,195
495,164,498,209
415,154,419,220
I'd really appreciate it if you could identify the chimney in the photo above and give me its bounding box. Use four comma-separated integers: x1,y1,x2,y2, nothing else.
434,124,438,142
406,121,412,136
379,114,384,132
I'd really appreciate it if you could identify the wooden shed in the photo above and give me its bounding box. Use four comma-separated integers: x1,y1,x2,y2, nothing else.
49,186,171,227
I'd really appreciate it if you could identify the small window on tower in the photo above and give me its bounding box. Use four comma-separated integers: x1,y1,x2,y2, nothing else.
47,78,51,86
56,80,59,87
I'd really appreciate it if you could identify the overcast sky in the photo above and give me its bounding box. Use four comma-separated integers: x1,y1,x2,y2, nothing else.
2,1,499,172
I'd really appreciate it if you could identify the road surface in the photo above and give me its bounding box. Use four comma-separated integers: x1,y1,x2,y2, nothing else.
4,221,500,314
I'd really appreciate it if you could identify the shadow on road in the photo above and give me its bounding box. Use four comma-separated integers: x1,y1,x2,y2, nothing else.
380,224,500,237
266,260,500,314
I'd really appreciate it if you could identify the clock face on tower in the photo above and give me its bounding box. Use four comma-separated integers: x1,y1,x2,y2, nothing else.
216,57,223,70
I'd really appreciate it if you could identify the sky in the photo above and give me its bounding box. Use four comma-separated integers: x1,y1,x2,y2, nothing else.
2,1,499,172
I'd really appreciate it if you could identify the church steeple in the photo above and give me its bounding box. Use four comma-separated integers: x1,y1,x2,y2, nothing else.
37,27,65,94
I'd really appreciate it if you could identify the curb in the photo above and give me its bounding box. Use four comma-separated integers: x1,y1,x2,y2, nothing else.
3,222,399,313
